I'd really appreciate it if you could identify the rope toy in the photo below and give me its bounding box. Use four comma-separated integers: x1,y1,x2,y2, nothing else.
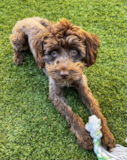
85,115,127,160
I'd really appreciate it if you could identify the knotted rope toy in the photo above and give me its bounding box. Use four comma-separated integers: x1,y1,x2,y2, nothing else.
85,115,127,160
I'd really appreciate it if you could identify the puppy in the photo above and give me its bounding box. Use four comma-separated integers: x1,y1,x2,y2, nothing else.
10,17,116,151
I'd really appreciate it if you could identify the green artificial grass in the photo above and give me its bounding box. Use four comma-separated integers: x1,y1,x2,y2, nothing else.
0,0,126,159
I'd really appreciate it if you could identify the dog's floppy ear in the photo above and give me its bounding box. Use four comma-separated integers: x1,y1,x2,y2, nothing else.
33,33,45,69
82,31,100,67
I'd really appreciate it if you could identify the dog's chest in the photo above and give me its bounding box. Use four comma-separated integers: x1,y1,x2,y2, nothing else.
56,79,73,87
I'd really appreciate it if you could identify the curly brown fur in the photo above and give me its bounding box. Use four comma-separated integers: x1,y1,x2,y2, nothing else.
10,17,116,151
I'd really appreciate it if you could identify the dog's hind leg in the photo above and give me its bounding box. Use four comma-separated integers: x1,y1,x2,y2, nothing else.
10,32,29,65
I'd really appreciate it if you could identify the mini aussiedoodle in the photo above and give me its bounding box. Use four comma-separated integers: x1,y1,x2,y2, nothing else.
10,17,116,151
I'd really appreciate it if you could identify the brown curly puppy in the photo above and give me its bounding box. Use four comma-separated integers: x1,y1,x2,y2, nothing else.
10,17,116,151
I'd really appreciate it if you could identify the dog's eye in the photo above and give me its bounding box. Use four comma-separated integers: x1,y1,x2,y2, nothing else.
70,49,78,56
51,51,57,57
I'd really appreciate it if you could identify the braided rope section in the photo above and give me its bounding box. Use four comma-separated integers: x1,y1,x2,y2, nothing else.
85,115,127,160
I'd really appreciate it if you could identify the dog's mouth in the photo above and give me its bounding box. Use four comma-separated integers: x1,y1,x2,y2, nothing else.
47,59,85,83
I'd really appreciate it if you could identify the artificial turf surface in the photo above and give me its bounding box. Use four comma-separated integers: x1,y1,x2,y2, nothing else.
0,0,126,159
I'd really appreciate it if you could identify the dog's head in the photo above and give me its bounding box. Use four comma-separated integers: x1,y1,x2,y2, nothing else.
38,19,100,84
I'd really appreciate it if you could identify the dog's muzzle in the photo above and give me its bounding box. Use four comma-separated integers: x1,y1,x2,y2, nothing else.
47,58,85,82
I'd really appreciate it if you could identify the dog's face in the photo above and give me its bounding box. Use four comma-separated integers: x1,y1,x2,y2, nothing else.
39,19,100,84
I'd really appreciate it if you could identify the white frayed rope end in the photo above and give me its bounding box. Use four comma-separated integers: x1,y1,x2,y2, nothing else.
85,115,127,160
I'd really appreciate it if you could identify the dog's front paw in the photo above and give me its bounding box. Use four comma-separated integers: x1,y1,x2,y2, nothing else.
13,52,25,66
70,115,93,150
101,126,116,151
77,129,93,150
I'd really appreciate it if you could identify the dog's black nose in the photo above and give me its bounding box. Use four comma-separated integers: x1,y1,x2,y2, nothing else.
60,70,69,79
